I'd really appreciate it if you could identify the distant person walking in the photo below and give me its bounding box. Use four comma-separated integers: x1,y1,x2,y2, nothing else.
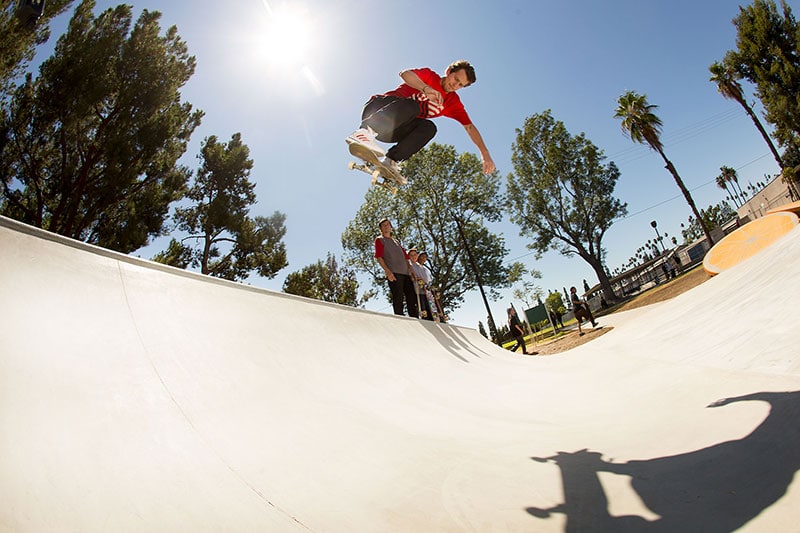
375,219,418,318
507,307,532,355
570,286,598,336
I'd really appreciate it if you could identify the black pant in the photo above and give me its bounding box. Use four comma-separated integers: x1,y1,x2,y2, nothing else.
417,292,433,321
361,96,437,162
512,335,527,354
388,273,419,318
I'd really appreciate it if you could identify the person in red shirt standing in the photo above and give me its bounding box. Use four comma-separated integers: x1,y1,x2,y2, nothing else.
375,218,418,318
346,60,496,176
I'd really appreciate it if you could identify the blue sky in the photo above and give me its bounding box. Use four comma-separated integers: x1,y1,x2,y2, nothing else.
36,0,791,327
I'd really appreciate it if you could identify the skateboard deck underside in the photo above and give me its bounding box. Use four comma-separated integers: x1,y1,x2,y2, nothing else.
347,143,406,186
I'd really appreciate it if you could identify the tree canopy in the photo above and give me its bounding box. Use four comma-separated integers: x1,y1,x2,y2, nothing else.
1,0,75,98
721,0,800,196
154,133,288,282
681,201,737,243
283,252,373,307
341,143,510,313
724,0,800,154
506,110,627,301
0,1,203,252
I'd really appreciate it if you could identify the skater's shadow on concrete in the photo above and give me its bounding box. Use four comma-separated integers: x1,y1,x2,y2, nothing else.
527,390,800,532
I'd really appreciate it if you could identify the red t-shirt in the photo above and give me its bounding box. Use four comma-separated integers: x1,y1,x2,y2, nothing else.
384,67,472,126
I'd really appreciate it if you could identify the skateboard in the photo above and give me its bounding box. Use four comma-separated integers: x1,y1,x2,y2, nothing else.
423,286,440,322
416,279,442,322
347,143,407,194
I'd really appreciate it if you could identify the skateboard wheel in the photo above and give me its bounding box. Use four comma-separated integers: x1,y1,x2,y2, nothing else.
348,161,356,170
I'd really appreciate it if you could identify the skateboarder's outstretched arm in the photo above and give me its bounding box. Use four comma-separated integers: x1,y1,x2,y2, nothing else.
464,123,495,174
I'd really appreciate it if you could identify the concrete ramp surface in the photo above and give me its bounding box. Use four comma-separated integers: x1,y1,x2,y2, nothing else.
2,215,800,532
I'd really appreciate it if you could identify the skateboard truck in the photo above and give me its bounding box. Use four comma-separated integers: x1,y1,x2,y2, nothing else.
346,142,406,194
347,161,399,194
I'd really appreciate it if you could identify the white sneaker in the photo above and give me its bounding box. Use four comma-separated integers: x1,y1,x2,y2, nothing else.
346,127,385,157
381,156,407,184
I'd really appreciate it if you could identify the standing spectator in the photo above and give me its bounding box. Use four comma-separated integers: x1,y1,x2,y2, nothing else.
418,251,441,320
409,249,434,321
375,219,418,318
507,307,532,355
549,309,564,330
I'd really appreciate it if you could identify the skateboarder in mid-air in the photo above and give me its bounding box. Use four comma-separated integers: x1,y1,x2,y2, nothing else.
346,60,496,176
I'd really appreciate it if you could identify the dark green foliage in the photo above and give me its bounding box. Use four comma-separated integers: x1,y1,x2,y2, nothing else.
724,0,800,153
506,110,627,301
341,143,510,313
156,133,288,282
721,0,800,196
681,201,737,243
283,253,373,307
0,1,202,252
0,0,75,97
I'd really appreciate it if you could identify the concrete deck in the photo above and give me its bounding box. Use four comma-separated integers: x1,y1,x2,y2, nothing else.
2,215,799,532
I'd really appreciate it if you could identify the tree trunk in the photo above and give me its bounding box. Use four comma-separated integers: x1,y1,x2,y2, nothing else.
740,98,783,169
660,153,715,246
584,253,617,303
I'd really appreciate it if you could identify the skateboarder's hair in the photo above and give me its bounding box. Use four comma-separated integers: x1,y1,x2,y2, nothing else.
447,60,476,85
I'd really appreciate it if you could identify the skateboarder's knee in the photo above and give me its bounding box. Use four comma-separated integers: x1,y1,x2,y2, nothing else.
419,120,437,140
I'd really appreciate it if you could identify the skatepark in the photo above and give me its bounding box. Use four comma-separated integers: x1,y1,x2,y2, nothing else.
2,213,799,531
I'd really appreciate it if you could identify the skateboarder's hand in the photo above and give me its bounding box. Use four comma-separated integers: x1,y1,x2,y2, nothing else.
422,85,443,106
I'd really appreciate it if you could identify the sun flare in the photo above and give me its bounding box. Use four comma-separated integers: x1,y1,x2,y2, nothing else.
257,1,314,69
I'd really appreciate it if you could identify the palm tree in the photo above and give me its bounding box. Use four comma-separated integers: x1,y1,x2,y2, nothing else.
615,91,714,245
720,165,745,206
715,173,737,207
709,62,784,168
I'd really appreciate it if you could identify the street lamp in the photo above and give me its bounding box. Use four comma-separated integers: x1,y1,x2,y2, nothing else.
650,220,667,254
452,213,500,345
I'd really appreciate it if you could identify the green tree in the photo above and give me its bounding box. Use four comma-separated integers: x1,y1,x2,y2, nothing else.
724,0,800,151
709,61,784,170
0,1,202,252
545,291,566,316
506,110,627,302
718,165,747,207
156,133,288,281
715,170,738,207
615,91,714,246
283,252,373,307
341,143,510,313
722,0,800,197
681,201,737,243
0,0,75,98
508,261,542,308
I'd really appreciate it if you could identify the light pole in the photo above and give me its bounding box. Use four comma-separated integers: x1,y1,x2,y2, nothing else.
453,214,500,345
650,220,667,254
